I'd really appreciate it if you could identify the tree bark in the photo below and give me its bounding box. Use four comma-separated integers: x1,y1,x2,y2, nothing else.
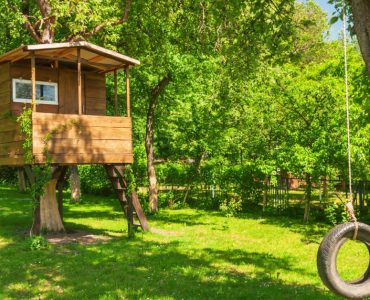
303,173,312,222
17,168,26,193
36,0,55,43
350,0,370,77
69,165,81,202
39,177,65,233
145,75,171,213
27,167,65,235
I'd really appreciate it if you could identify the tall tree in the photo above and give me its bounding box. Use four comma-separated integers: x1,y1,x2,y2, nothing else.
330,0,370,77
348,0,370,77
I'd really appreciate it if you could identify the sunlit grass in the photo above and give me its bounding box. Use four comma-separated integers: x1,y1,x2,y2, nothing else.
0,185,368,299
337,240,369,282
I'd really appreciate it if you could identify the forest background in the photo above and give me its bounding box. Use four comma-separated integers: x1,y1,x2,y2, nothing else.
0,0,369,224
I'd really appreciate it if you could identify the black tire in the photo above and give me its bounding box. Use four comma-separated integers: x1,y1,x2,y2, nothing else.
317,222,370,299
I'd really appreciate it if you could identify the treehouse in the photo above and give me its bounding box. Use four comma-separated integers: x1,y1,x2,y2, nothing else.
0,42,149,234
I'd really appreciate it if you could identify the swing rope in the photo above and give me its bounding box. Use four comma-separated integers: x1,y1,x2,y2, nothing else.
342,2,358,240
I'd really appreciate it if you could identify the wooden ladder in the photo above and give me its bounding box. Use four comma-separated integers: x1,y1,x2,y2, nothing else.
105,164,150,233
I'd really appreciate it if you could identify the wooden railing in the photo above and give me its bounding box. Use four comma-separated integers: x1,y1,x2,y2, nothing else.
32,112,133,164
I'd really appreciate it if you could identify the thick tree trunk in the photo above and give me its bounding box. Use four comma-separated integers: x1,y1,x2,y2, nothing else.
17,168,26,193
29,167,65,235
69,165,81,202
145,75,171,213
39,178,65,232
350,0,370,77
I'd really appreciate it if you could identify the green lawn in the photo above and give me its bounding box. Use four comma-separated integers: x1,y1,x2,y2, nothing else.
0,185,368,299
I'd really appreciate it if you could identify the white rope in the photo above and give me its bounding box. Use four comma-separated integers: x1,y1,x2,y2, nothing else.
343,3,352,201
342,3,358,239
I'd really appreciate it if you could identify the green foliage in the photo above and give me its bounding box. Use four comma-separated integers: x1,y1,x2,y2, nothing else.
16,108,33,164
0,167,17,185
29,235,49,251
79,165,112,195
324,203,348,225
16,108,53,204
219,194,243,217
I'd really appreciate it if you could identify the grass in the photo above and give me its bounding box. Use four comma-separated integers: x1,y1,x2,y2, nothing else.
0,185,368,299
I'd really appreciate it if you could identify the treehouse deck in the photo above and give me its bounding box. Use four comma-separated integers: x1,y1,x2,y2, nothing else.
0,112,133,165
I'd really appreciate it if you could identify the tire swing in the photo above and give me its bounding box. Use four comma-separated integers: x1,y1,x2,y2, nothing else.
317,4,370,299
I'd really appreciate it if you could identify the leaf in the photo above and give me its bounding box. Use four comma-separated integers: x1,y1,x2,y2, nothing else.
330,16,339,24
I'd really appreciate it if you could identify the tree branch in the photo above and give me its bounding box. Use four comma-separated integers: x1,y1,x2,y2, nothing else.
151,74,172,99
66,0,132,42
7,1,43,43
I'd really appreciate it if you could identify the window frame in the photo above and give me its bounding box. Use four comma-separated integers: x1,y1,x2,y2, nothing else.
12,78,59,106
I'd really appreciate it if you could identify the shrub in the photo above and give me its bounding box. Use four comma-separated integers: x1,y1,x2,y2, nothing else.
79,165,112,195
29,236,49,251
324,203,348,225
219,194,243,217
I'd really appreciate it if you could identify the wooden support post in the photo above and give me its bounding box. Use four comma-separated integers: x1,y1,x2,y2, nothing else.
114,69,118,115
127,193,135,238
125,67,130,117
77,48,82,115
31,53,36,112
17,168,26,193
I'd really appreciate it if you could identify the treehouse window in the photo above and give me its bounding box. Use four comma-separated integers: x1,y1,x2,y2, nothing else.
12,79,58,105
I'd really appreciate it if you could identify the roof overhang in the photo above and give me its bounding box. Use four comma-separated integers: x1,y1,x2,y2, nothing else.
0,41,140,72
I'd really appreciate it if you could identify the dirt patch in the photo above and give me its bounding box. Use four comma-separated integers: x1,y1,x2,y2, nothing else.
45,231,112,245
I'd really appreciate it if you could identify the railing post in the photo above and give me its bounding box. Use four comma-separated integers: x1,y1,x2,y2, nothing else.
31,52,36,112
77,48,82,115
125,67,130,117
114,69,118,116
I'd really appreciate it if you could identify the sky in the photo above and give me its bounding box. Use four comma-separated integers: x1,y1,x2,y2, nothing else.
314,0,342,40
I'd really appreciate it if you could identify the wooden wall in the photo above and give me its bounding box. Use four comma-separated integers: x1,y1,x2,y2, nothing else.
0,60,110,166
0,62,25,165
85,73,106,115
32,112,133,164
8,62,106,116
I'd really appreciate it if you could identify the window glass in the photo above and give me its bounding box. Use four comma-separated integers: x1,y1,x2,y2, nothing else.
15,81,32,100
13,79,58,104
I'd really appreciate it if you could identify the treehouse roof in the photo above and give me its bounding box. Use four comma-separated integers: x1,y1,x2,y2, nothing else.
0,41,140,72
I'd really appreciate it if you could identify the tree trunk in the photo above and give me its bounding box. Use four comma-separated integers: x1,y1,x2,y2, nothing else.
350,0,370,77
304,173,312,222
36,0,55,43
17,168,26,193
145,74,171,213
69,165,81,202
29,167,65,235
263,175,269,211
39,178,65,233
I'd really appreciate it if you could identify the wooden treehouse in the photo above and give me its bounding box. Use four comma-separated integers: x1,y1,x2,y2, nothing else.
0,41,149,234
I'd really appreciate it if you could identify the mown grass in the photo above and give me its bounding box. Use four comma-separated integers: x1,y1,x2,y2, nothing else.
0,185,368,299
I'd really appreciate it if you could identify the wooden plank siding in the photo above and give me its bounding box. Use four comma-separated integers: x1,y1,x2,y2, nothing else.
0,63,24,166
9,62,106,116
84,73,106,115
32,112,133,164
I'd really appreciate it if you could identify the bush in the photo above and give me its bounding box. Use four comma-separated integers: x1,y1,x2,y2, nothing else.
29,236,49,251
0,167,17,185
324,203,348,225
79,165,112,195
219,194,243,217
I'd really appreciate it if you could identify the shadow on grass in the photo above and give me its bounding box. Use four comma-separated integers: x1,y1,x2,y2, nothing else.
0,186,337,299
0,238,336,299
